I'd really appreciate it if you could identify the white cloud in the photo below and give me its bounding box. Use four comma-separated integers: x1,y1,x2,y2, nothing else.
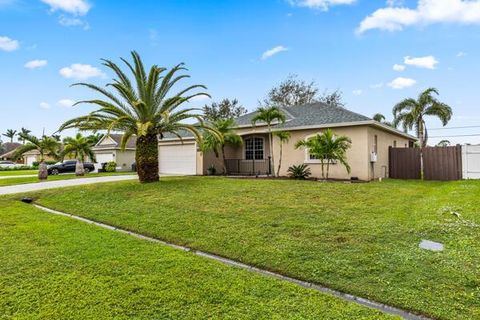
24,59,48,69
0,36,19,51
393,64,406,71
59,63,105,80
404,55,438,69
288,0,356,11
261,46,289,60
40,0,90,15
357,0,480,34
352,89,363,95
457,51,467,57
57,99,75,107
39,102,51,109
370,82,384,89
388,77,417,89
58,15,89,29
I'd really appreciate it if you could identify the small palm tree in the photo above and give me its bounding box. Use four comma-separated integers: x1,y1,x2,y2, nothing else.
201,118,241,174
437,140,451,147
18,128,31,144
373,113,394,127
295,129,351,180
3,129,17,143
273,130,290,176
59,51,218,183
251,106,286,177
14,134,60,180
393,88,452,147
62,133,97,176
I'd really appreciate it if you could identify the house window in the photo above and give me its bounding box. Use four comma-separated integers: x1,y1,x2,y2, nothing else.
373,135,378,153
393,140,397,148
245,137,264,160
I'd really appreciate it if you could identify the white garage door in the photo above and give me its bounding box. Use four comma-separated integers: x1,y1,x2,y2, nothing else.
159,143,196,175
95,152,115,164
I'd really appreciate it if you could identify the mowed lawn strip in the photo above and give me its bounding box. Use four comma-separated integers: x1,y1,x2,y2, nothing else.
0,170,38,176
36,177,480,319
0,172,134,187
0,198,394,320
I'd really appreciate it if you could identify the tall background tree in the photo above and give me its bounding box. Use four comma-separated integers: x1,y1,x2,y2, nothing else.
251,106,286,177
393,88,452,148
59,51,217,183
201,118,242,174
261,75,345,108
3,129,17,143
261,75,319,107
295,129,351,180
62,133,97,176
203,98,247,121
372,113,394,127
18,128,31,144
14,134,60,180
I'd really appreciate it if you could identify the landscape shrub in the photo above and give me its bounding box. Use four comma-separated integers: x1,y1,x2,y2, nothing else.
104,161,117,172
287,164,311,180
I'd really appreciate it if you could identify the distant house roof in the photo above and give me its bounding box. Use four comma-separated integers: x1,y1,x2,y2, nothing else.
0,142,22,159
93,134,137,150
162,102,416,141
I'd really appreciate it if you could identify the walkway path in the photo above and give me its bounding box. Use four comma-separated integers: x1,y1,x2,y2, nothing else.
0,175,137,195
0,174,37,179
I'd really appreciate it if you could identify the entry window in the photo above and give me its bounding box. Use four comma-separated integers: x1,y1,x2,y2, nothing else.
245,137,264,160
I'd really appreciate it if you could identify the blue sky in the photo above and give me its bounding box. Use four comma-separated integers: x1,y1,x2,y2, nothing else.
1,0,480,145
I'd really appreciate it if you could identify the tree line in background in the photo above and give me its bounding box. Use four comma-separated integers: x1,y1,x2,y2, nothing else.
3,51,454,183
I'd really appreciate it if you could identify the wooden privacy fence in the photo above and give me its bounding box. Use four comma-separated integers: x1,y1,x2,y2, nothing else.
389,146,462,181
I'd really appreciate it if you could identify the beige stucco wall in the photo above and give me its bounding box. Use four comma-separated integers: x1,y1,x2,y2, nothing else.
367,127,410,179
114,150,136,171
270,126,370,180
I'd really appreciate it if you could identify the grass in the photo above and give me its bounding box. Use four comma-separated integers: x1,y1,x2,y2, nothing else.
0,197,393,319
35,177,480,320
0,170,38,176
0,171,135,186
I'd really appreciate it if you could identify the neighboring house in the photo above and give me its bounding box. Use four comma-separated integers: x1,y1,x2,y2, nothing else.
0,142,22,161
93,134,136,171
159,103,417,180
22,150,58,166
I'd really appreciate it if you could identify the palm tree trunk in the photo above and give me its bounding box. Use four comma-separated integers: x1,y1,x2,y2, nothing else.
75,160,85,176
38,156,48,180
221,145,227,175
277,143,283,177
418,120,425,180
136,133,159,183
320,160,325,180
269,128,275,177
326,162,330,180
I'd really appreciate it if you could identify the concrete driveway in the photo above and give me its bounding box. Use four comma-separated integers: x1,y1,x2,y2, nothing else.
0,175,138,195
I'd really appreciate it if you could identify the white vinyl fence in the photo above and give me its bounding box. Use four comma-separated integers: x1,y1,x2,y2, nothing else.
462,145,480,179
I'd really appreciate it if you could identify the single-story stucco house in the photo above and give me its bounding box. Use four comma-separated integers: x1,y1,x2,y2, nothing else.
159,103,417,180
93,134,137,171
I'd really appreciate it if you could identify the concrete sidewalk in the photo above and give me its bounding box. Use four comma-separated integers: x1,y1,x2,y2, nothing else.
0,175,37,180
0,175,137,195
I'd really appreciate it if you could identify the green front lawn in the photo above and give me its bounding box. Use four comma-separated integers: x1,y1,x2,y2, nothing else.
0,170,38,176
35,177,480,319
0,171,135,186
0,197,392,319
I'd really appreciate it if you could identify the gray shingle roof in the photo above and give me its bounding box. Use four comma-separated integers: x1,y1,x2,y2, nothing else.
235,103,371,128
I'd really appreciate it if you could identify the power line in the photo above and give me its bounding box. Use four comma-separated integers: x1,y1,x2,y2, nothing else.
430,133,480,138
429,125,480,130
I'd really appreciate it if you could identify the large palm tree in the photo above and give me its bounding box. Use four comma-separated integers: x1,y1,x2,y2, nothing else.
18,128,31,144
251,106,286,177
393,88,452,147
273,130,290,176
62,133,96,176
201,118,241,174
59,51,217,183
3,129,17,143
14,134,60,180
295,129,351,180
